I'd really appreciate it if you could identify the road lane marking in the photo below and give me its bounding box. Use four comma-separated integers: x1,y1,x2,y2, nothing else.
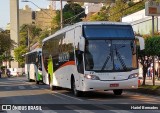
93,104,115,110
94,105,133,113
30,85,39,89
18,86,25,90
51,93,66,100
5,87,11,90
53,91,84,101
110,110,133,113
65,105,94,113
6,110,21,113
40,110,57,113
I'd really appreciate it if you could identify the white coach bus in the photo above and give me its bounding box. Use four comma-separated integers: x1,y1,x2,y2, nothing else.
42,22,144,96
25,48,43,84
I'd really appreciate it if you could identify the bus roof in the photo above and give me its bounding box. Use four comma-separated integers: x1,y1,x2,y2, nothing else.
24,48,42,56
42,21,132,43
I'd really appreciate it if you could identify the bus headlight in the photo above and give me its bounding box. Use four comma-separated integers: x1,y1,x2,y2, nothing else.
128,73,138,79
85,74,100,80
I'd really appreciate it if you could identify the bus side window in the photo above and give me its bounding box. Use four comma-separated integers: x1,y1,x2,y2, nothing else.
76,50,84,74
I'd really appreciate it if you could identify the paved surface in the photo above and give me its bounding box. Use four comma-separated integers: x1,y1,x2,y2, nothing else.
0,76,159,113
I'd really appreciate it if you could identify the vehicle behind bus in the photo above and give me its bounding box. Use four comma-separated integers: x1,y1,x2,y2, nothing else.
25,48,43,84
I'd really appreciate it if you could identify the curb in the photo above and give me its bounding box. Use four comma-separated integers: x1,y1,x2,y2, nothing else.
125,88,160,96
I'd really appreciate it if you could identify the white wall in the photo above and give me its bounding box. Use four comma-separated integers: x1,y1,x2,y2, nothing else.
122,9,160,35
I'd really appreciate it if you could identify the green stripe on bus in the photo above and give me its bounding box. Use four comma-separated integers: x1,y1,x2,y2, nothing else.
38,72,42,81
48,56,53,84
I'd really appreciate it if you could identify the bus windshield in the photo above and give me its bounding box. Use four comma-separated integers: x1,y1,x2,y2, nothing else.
84,40,137,72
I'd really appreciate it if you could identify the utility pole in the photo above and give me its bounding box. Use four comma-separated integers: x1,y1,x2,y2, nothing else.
27,27,30,51
152,15,155,86
60,0,63,29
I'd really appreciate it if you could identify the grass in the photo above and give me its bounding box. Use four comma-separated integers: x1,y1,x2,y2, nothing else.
139,85,160,90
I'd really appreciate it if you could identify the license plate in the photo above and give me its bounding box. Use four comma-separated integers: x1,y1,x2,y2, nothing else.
110,84,119,87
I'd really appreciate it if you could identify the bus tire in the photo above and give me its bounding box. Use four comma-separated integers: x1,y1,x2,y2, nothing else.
35,73,39,84
36,81,39,84
113,89,123,95
71,78,82,97
28,72,31,82
50,84,57,90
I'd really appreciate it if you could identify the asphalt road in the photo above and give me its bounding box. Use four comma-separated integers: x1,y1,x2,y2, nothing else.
0,76,159,113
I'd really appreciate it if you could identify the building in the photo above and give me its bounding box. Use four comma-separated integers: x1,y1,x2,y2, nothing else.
84,3,103,15
10,0,19,68
34,5,56,30
10,0,55,68
19,5,33,27
122,9,160,35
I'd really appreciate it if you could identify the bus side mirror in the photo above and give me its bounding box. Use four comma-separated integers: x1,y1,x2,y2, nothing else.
135,36,145,50
79,36,85,51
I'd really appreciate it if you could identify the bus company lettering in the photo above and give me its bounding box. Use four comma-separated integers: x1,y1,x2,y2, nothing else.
59,52,70,62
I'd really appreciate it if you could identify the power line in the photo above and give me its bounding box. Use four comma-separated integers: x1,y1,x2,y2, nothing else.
63,0,106,25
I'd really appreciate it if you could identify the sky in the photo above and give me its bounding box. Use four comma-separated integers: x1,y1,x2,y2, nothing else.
0,0,65,30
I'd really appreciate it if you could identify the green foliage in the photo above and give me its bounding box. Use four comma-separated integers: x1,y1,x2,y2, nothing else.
89,6,109,21
63,2,86,24
14,24,43,67
39,30,50,47
0,32,15,55
14,45,27,67
108,0,128,22
145,36,160,56
88,0,145,22
52,10,61,32
124,1,145,17
51,2,86,32
20,24,42,47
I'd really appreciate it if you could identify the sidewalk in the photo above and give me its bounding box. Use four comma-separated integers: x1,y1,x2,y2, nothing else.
126,78,160,96
139,77,160,86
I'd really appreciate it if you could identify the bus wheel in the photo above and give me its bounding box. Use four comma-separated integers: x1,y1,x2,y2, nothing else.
35,73,39,84
50,84,57,90
50,84,53,90
36,81,39,84
72,78,82,97
113,89,123,95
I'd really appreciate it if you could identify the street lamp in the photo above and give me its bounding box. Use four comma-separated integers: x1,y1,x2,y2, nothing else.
21,0,53,19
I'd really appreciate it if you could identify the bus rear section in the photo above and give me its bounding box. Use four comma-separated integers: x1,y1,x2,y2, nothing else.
25,48,43,84
42,22,144,96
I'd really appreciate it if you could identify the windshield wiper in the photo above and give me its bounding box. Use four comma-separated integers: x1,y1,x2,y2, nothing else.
101,53,111,70
115,45,127,70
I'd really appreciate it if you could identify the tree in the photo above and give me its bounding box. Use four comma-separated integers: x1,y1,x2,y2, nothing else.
52,10,61,33
108,0,128,21
0,31,15,69
145,36,160,85
14,45,27,67
52,2,86,32
138,35,160,86
89,6,109,21
63,2,86,24
39,30,50,47
0,32,15,55
14,24,42,67
20,24,42,48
